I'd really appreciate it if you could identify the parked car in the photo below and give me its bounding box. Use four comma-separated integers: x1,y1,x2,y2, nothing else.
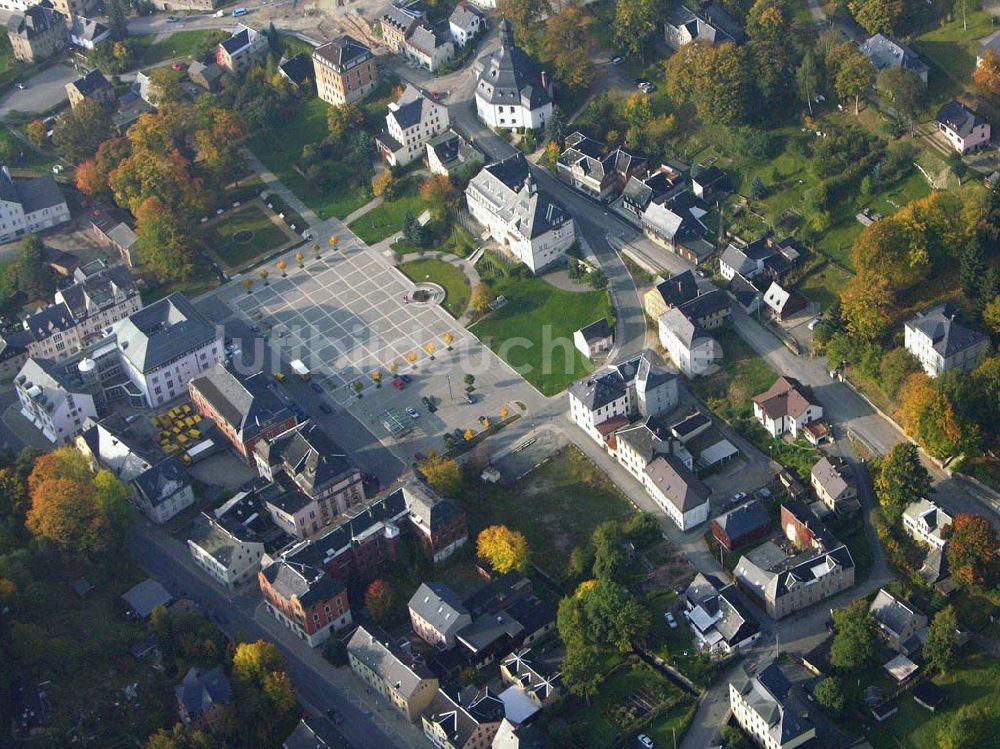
325,709,344,724
400,374,412,384
422,396,437,413
465,392,475,404
392,377,405,390
414,452,427,462
406,406,420,419
310,382,324,394
637,735,655,749
731,491,747,505
318,403,332,415
807,318,821,331
611,55,624,65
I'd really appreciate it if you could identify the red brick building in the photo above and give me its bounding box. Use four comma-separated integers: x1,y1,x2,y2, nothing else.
780,501,830,551
259,558,352,647
188,364,297,462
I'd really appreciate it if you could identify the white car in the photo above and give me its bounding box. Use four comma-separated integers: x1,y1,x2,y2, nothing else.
731,491,747,505
807,318,821,331
638,735,655,749
406,406,420,419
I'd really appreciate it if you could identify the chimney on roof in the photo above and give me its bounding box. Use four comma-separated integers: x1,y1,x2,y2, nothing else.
540,70,549,91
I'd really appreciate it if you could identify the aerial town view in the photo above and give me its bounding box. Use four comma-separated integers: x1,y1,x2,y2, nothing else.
2,0,1000,746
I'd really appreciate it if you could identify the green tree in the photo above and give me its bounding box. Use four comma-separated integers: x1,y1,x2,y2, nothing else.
53,98,112,162
497,0,550,32
543,3,594,91
364,579,395,625
874,443,931,524
834,46,876,115
108,0,128,41
876,67,925,133
923,605,959,674
135,197,195,280
720,724,751,749
796,50,821,116
751,175,767,199
939,704,993,749
960,240,987,303
746,0,788,42
879,348,920,399
326,103,363,144
591,521,627,581
561,643,602,702
148,67,184,104
848,0,904,35
613,0,660,64
813,676,847,715
830,599,878,672
14,234,52,300
545,105,566,146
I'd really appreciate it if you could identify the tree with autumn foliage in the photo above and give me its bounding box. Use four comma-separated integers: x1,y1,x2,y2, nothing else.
945,513,998,587
365,579,396,624
25,447,131,557
543,2,594,91
75,160,108,200
613,0,659,64
833,44,876,115
371,170,396,199
895,373,969,458
327,102,364,145
419,450,462,496
665,42,755,126
25,120,46,147
471,283,493,314
478,525,531,573
230,640,298,747
841,273,893,341
975,49,1000,98
135,196,196,280
746,0,788,43
420,174,458,219
194,107,246,187
848,0,903,35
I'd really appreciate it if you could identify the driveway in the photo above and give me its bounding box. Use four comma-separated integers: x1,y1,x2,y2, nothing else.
0,63,79,117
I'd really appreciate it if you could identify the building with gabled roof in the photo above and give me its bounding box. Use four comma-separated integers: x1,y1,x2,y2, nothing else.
421,688,505,748
314,34,378,106
377,84,450,167
449,2,483,47
0,165,70,242
904,303,990,377
869,588,927,655
15,357,98,444
465,152,574,272
860,34,928,83
474,20,552,130
278,53,314,89
752,376,823,439
499,648,562,720
936,100,990,154
189,364,297,461
902,498,952,549
7,2,66,62
684,573,761,655
215,23,268,75
427,129,481,176
409,581,472,649
404,24,454,72
348,624,440,721
640,190,715,265
664,3,744,49
66,68,114,109
573,317,614,360
658,291,729,378
643,453,711,530
187,511,265,590
622,163,686,218
557,131,648,202
176,666,234,728
729,662,816,749
811,456,859,516
712,500,772,552
379,3,424,52
644,269,700,321
259,558,352,646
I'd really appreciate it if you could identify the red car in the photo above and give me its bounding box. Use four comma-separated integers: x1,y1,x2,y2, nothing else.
171,63,183,72
392,378,405,390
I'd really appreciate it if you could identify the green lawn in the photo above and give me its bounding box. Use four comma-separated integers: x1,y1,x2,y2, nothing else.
1,127,59,172
142,261,220,302
248,97,372,220
868,650,1000,749
133,29,228,66
395,224,477,258
457,445,635,580
647,592,720,689
797,262,853,311
399,258,471,318
202,204,291,268
0,33,33,93
691,328,777,426
348,179,426,244
473,278,611,396
913,9,997,96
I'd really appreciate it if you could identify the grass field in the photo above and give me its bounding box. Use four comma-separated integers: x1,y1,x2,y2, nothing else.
203,204,291,268
913,10,997,97
0,34,33,93
399,258,470,318
868,650,1000,749
797,262,853,311
248,97,372,220
348,179,426,244
458,445,635,580
133,29,228,67
473,277,611,396
394,224,477,257
142,261,220,302
691,328,777,427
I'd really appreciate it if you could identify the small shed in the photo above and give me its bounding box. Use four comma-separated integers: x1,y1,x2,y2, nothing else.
71,578,94,598
912,681,947,712
573,318,614,360
121,579,173,621
884,654,919,684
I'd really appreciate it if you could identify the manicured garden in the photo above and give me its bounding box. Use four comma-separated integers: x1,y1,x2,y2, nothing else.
473,277,612,396
457,446,635,580
201,204,292,268
132,29,228,67
348,178,426,244
399,258,470,318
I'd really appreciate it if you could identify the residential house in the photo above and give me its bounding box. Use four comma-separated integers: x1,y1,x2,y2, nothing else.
121,578,173,620
465,152,575,272
491,720,545,749
557,131,648,202
278,53,314,89
474,20,552,130
69,17,109,50
685,573,761,655
314,35,378,106
752,377,824,439
869,588,927,655
712,501,772,552
729,662,816,749
188,364,297,461
111,90,155,134
347,625,440,721
132,456,196,525
188,60,225,92
427,129,481,176
810,457,859,516
573,318,614,360
860,34,929,84
449,3,483,47
175,667,234,728
66,69,114,109
376,84,450,167
0,331,31,384
405,479,469,562
215,24,268,76
936,100,990,154
762,281,807,320
15,357,98,444
22,261,140,362
904,304,990,377
664,3,744,49
405,24,454,72
667,410,739,471
379,4,424,53
253,421,365,538
691,166,727,201
0,165,70,242
735,540,854,620
643,453,712,530
90,208,139,266
621,163,686,219
409,581,472,649
643,269,699,321
187,512,265,590
657,289,731,378
283,719,343,749
421,689,505,749
259,558,352,647
7,3,66,63
902,498,952,549
719,237,799,283
640,190,715,265
568,349,678,444
499,649,562,722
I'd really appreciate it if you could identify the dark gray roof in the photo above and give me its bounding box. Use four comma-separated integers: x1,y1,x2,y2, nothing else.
261,558,345,609
714,500,771,540
936,100,987,137
133,455,190,507
731,662,813,745
869,588,924,639
475,20,550,109
467,153,570,239
113,293,215,374
457,609,523,653
907,303,987,357
121,578,172,618
189,364,292,443
347,625,436,699
279,53,314,86
175,666,233,720
653,270,699,308
314,35,372,70
861,34,928,76
409,581,469,635
23,303,74,339
449,3,482,31
220,27,251,55
678,288,730,321
9,4,64,38
644,454,711,512
9,173,66,214
71,69,111,97
428,129,476,168
568,367,627,411
283,718,345,749
577,317,613,344
389,89,431,130
258,421,358,499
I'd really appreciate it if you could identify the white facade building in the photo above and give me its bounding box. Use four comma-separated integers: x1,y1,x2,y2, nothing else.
376,85,449,167
658,307,722,378
903,499,953,549
730,663,816,749
15,357,98,444
465,152,574,272
449,3,483,47
904,304,990,378
0,166,70,243
188,513,264,590
474,20,552,131
752,377,824,439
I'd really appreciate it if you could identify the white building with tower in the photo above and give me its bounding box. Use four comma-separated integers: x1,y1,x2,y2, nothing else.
474,20,552,131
